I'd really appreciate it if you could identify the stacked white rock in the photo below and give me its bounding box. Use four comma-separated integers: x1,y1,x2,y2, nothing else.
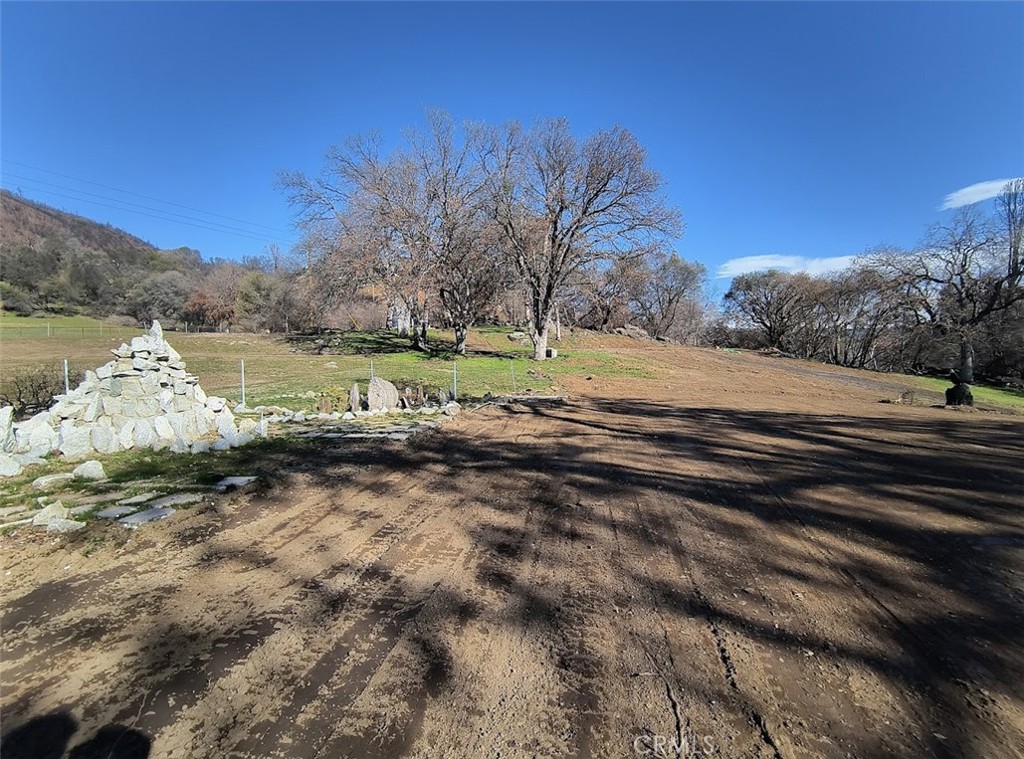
0,322,265,475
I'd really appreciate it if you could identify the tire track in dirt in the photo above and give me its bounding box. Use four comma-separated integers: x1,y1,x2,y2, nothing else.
307,409,575,757
618,400,934,758
150,414,520,756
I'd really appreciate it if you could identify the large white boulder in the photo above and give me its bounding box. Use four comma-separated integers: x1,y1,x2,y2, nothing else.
59,426,95,461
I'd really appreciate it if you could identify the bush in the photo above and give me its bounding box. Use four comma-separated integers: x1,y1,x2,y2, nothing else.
0,363,85,420
0,282,34,316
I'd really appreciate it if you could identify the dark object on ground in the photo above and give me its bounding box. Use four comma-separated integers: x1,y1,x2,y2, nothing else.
945,382,974,406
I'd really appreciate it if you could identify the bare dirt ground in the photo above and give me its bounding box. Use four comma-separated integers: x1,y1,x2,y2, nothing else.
2,343,1023,758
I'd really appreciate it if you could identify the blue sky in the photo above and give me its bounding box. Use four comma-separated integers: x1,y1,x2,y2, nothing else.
2,2,1022,290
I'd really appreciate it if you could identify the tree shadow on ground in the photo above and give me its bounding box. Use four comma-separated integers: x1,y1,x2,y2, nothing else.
283,329,525,360
2,398,1021,757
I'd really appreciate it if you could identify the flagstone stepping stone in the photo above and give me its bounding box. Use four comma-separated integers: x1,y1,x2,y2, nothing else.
69,504,99,516
118,492,159,506
148,493,204,508
118,507,175,527
32,473,75,491
213,476,258,493
75,492,127,506
97,505,140,519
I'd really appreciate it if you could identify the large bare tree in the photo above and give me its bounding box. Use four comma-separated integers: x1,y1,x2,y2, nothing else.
872,186,1024,382
723,269,813,352
484,119,682,359
628,252,706,339
280,111,504,353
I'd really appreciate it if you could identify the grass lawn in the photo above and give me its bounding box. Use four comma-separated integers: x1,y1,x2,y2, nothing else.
907,375,1024,411
1,320,658,409
4,314,1020,412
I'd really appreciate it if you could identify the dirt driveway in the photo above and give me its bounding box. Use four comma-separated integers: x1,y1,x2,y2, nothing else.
2,346,1022,758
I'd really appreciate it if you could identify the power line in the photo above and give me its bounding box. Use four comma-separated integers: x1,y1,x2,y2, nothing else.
1,158,291,235
2,181,288,245
3,171,292,244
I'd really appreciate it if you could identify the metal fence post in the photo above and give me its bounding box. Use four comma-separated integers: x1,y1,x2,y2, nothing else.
240,359,246,407
452,360,458,400
64,359,70,394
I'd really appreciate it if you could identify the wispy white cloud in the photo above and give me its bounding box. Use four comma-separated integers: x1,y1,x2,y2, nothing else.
716,254,854,279
941,178,1022,210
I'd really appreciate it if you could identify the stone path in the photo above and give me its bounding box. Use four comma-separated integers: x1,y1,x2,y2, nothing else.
0,405,464,534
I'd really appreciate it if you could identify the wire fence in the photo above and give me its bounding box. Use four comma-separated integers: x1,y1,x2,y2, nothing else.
1,326,543,409
0,325,141,339
0,324,228,339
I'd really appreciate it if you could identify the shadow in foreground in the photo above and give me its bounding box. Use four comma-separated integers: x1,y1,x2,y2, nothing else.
0,710,151,759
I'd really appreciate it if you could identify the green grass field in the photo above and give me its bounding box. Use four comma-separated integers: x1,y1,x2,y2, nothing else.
0,315,655,408
3,313,1021,412
908,375,1024,411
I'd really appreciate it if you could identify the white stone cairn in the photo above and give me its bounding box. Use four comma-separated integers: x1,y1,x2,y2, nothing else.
0,321,266,475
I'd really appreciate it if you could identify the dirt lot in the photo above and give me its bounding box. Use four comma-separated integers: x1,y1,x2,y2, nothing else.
2,343,1022,758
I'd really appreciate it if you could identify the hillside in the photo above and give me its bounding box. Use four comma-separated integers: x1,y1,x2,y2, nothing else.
0,189,157,255
0,190,206,320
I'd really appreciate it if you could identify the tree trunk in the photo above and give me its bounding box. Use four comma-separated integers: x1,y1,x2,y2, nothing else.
454,324,468,355
412,320,426,351
555,308,562,341
391,300,412,336
532,323,549,361
959,337,975,384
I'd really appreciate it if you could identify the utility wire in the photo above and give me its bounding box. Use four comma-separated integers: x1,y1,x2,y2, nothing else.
1,158,291,235
3,171,292,244
2,181,288,245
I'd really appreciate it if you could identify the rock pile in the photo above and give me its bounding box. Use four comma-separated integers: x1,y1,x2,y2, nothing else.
0,321,265,476
613,323,652,340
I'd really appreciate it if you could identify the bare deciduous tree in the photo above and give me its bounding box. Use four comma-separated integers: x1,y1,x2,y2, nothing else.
484,119,682,359
723,269,812,352
628,252,706,339
872,196,1024,383
280,111,505,353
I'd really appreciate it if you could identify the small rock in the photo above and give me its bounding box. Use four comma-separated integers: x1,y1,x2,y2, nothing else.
213,476,258,493
32,501,69,526
46,518,86,533
72,460,106,481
